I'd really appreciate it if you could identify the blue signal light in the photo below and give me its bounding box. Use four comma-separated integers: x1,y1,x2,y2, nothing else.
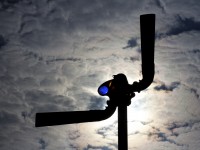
98,86,109,95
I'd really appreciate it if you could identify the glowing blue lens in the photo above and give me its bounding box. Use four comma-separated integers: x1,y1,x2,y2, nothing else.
98,86,109,95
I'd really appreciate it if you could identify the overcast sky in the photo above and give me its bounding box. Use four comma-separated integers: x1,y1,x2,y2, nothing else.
0,0,200,149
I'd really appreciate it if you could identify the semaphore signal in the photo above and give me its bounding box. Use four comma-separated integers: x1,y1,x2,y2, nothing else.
35,14,156,150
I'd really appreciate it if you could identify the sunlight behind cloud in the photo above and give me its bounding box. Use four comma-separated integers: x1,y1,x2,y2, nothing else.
1,0,200,149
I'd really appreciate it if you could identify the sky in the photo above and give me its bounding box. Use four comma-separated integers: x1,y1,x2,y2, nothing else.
0,0,200,149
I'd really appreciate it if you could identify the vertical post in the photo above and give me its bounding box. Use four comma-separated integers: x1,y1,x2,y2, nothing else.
118,105,128,150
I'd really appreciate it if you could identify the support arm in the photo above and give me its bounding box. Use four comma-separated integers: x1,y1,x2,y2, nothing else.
132,14,155,92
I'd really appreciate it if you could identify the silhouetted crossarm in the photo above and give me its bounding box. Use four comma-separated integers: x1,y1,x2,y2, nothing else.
35,105,116,127
132,14,155,92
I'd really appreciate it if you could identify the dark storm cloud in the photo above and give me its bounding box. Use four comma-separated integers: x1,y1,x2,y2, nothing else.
97,121,117,138
167,120,200,132
0,35,8,49
69,143,80,150
154,0,166,13
147,126,185,147
123,37,138,49
0,0,20,9
190,88,200,100
145,120,200,149
148,131,184,146
23,51,43,61
167,15,200,36
1,0,19,4
38,138,48,150
154,81,180,92
189,49,200,54
46,57,82,63
21,111,30,120
163,120,200,148
167,122,190,133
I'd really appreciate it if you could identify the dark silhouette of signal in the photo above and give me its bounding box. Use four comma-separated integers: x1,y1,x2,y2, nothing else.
35,14,155,150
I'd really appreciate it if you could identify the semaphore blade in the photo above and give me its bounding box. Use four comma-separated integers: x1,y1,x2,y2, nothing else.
35,106,116,127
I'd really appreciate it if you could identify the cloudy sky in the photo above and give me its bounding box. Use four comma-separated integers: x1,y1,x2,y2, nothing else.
0,0,200,149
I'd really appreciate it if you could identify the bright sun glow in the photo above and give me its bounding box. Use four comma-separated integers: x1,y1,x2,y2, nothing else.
128,106,150,122
97,98,152,134
69,89,153,149
84,84,153,140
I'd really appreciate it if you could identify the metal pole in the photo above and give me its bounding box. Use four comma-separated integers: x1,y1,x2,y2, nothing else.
118,105,128,150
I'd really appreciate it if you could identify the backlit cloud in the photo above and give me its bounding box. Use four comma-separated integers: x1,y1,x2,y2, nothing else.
0,0,200,150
